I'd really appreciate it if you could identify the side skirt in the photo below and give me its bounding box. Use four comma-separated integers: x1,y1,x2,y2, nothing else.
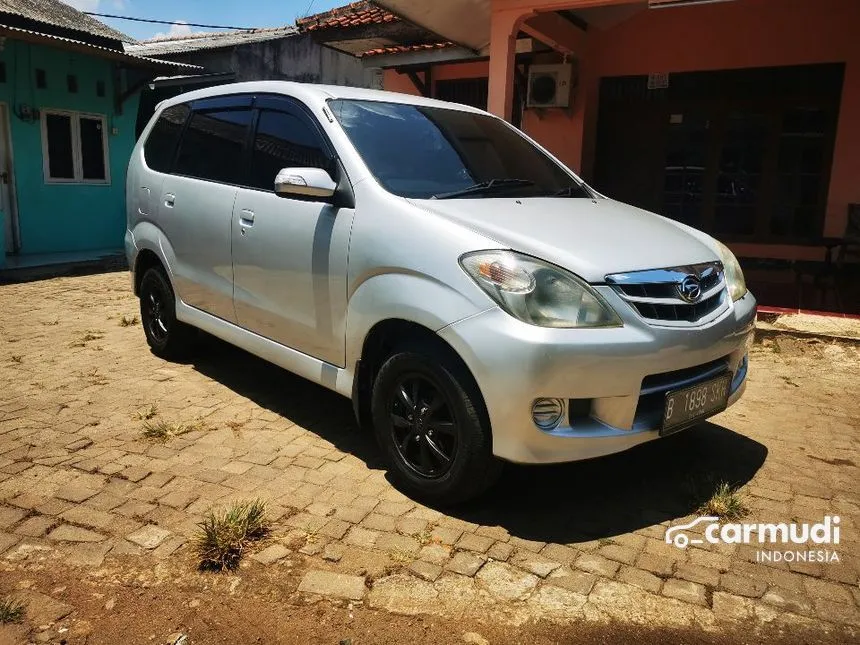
176,300,355,399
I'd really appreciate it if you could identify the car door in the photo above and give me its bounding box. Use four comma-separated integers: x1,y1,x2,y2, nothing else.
157,95,254,323
232,95,354,367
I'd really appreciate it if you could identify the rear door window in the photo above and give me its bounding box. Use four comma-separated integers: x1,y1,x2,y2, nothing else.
173,108,254,184
144,104,190,173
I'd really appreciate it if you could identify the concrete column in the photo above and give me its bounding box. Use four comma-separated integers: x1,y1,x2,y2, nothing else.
487,7,527,121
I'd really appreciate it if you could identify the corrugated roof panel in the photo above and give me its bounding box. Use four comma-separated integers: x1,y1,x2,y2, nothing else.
0,0,133,43
127,26,298,57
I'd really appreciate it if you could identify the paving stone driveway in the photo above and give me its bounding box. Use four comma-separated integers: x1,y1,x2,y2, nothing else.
0,272,858,636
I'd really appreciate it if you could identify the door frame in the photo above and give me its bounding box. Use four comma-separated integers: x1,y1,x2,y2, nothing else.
0,102,20,253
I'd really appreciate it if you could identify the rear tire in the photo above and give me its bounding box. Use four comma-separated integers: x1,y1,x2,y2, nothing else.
139,267,196,360
371,347,501,505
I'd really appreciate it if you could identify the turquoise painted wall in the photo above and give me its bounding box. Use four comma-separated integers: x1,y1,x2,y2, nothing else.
0,39,139,257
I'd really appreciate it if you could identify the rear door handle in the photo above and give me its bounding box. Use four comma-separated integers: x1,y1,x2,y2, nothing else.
239,209,255,227
164,193,175,208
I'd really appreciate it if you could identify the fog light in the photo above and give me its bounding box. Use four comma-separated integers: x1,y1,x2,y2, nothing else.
532,398,565,430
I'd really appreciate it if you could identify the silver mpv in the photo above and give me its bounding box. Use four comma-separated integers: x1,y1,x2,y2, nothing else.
126,82,756,504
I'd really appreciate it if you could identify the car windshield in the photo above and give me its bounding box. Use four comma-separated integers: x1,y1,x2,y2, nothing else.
328,99,592,200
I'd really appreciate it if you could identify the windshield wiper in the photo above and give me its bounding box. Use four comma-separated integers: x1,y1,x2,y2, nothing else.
432,178,536,200
552,184,593,198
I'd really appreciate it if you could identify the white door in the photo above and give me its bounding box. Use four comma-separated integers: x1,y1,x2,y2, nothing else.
0,104,16,253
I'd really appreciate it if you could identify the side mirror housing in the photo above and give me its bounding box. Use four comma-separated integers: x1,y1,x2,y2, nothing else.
274,167,337,200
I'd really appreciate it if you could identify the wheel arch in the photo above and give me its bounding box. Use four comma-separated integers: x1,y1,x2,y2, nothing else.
133,248,166,296
352,318,490,438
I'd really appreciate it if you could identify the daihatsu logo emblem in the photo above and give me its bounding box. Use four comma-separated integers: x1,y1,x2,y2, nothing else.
679,275,702,303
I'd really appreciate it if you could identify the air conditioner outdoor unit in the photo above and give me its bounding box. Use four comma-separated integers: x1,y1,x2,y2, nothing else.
527,63,573,109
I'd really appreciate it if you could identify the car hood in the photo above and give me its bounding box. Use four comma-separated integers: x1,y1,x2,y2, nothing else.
409,197,719,282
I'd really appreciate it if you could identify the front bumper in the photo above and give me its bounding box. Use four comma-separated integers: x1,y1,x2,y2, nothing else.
438,288,756,464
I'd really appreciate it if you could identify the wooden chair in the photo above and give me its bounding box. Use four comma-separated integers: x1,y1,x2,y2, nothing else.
794,204,860,312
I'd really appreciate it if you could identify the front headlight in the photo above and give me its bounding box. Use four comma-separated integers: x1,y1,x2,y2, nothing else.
714,241,747,302
460,250,622,328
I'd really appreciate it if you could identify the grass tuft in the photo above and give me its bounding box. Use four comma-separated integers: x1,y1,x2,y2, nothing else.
142,419,188,441
83,368,109,386
119,314,139,327
0,597,25,624
195,499,269,570
70,329,104,348
135,404,159,421
699,481,749,521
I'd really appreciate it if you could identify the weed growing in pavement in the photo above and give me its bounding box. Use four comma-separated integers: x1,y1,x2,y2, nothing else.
699,481,750,521
83,368,109,386
70,329,104,347
119,315,139,327
142,418,208,441
195,499,269,570
135,404,159,421
0,597,25,624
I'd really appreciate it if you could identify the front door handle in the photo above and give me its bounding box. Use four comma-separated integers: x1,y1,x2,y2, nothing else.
164,193,175,208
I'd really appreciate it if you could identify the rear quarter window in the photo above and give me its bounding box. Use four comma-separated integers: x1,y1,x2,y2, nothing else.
143,104,190,173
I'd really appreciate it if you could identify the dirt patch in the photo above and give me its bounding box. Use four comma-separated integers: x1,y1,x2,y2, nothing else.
770,312,860,339
0,561,851,645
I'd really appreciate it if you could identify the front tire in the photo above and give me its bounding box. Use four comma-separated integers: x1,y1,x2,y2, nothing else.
139,267,195,360
371,348,501,505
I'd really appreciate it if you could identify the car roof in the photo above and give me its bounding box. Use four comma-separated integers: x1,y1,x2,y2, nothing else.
157,80,488,115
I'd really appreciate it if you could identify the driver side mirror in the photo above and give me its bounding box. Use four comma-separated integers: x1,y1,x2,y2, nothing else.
274,167,337,201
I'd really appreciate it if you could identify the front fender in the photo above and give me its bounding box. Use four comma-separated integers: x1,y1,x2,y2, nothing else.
339,271,491,388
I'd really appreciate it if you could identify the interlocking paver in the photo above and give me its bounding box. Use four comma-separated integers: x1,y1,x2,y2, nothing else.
48,524,105,542
126,525,171,549
446,551,486,577
1,273,858,633
456,533,494,553
662,579,708,607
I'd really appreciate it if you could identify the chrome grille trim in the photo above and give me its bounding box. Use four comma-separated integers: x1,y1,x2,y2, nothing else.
605,262,729,326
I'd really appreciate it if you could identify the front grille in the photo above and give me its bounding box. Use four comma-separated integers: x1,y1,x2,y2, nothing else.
605,262,728,326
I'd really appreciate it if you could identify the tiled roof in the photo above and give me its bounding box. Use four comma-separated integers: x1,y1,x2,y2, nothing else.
296,1,396,32
0,0,133,44
297,0,454,59
127,26,297,57
0,22,199,69
363,42,453,58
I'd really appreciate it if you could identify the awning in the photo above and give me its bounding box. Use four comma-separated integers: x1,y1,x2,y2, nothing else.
375,0,491,52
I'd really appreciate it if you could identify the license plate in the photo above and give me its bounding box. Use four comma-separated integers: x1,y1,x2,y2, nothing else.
661,374,731,436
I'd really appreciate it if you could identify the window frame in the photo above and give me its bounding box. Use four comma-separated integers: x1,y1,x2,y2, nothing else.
142,93,341,192
245,99,336,194
40,109,110,185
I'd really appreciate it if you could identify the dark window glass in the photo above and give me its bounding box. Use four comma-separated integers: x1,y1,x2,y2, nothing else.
67,75,78,93
248,110,329,190
144,104,190,173
45,113,74,179
35,68,46,89
328,99,583,199
174,109,252,183
713,111,768,237
80,117,106,180
0,62,6,83
96,80,105,97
